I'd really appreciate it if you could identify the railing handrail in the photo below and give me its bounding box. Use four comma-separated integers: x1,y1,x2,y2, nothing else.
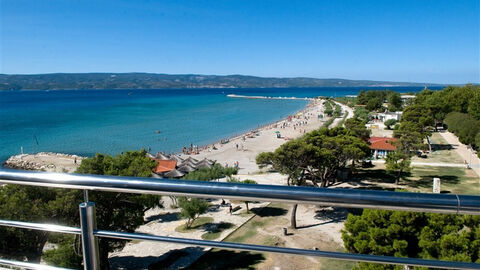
0,168,478,215
1,218,479,270
0,168,479,270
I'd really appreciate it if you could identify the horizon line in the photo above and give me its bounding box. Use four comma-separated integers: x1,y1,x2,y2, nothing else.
1,72,474,85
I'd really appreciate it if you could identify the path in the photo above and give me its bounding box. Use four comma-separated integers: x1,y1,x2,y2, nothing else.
109,199,269,269
372,159,469,168
438,131,480,177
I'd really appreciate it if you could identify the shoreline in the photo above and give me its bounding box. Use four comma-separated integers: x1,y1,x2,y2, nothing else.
3,98,345,175
179,98,333,174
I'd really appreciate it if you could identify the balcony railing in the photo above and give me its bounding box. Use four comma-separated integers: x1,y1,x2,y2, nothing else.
0,168,479,270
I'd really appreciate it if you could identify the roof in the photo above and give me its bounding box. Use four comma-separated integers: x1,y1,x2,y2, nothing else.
368,137,397,151
164,169,185,178
154,160,177,173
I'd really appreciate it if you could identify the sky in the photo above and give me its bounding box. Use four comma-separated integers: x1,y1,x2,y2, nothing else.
1,0,479,84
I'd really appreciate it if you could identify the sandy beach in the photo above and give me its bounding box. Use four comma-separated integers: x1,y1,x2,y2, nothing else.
184,99,353,175
2,99,354,269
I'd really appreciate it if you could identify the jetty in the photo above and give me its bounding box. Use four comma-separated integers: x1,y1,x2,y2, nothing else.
227,94,314,100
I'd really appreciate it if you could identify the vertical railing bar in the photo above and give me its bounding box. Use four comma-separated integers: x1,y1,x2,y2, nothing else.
79,202,100,270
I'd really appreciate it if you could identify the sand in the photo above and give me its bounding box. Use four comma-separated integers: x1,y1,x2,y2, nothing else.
185,100,353,174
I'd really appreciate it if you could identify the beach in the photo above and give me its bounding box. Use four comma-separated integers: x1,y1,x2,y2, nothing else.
183,99,353,175
2,98,354,269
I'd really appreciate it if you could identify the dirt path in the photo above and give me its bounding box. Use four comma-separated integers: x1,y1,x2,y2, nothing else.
439,131,480,177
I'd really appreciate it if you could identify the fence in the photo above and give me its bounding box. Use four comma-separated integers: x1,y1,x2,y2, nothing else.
0,168,479,270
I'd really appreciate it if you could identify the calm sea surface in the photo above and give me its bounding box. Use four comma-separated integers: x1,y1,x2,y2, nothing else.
0,87,441,163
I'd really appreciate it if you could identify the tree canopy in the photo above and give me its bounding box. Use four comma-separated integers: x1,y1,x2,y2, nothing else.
256,126,370,228
342,210,480,269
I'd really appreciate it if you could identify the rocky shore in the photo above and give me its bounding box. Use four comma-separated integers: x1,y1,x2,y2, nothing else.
4,152,85,173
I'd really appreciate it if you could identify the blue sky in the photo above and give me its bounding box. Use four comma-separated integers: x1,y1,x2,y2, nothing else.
1,0,479,84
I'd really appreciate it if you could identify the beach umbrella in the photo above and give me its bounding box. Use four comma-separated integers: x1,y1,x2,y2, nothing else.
164,169,185,178
183,156,199,163
156,153,170,160
275,131,280,134
180,160,198,169
169,155,184,163
177,164,196,173
196,162,213,169
151,172,162,178
199,157,214,165
146,153,156,159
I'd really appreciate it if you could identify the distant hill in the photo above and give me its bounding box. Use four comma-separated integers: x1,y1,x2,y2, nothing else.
0,73,442,90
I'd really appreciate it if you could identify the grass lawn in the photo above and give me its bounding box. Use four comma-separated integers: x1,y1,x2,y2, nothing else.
357,164,479,195
175,216,214,233
411,133,464,164
406,166,479,195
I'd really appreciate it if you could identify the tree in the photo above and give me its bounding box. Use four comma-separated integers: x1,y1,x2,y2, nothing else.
366,97,383,111
387,92,402,111
182,163,237,181
256,127,370,228
393,121,425,154
476,133,480,158
227,178,258,212
468,89,480,120
385,151,411,185
72,150,163,269
0,185,79,263
354,107,370,122
444,112,480,146
324,101,334,116
383,119,397,130
342,209,480,270
43,235,82,268
178,197,209,228
345,117,371,140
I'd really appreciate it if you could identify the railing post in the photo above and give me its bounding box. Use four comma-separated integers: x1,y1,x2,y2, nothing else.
79,202,100,270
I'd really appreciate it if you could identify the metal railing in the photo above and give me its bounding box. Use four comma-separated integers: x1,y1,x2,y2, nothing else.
0,168,479,270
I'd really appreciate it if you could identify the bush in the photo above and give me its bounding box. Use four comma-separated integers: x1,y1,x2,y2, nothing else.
183,163,238,181
444,112,480,146
178,197,209,228
342,209,480,269
384,119,397,129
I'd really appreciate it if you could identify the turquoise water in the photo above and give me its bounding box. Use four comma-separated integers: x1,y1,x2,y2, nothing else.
0,87,439,163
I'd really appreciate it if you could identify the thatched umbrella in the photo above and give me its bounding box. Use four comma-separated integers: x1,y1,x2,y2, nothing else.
177,164,196,173
199,157,214,165
183,156,199,164
164,169,185,178
180,160,198,169
151,172,162,178
196,160,213,169
156,153,170,160
169,155,184,163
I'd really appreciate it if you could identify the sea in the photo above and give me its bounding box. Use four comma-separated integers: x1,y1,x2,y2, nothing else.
0,86,442,163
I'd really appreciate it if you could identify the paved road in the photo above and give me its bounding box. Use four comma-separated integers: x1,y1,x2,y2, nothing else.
438,131,480,177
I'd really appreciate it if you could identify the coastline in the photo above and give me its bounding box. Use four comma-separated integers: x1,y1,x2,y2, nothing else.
179,98,331,174
3,98,323,173
2,98,354,174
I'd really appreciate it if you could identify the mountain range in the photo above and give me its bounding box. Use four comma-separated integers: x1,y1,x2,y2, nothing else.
0,73,442,90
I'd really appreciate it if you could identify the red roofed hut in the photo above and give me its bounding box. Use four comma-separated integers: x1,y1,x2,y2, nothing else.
369,137,397,158
154,160,177,174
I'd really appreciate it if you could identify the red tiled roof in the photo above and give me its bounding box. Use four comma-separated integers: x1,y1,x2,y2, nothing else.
154,160,177,173
368,137,397,151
